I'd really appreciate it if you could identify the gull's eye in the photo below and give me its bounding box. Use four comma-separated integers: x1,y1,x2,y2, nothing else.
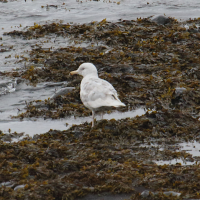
81,68,85,70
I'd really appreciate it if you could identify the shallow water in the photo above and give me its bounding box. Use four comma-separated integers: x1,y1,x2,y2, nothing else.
1,0,200,36
156,141,200,165
156,157,195,166
1,108,145,138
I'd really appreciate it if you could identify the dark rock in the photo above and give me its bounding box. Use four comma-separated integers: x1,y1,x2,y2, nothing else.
152,15,170,25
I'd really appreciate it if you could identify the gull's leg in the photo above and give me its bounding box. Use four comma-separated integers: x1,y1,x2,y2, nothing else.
92,110,95,127
100,112,104,120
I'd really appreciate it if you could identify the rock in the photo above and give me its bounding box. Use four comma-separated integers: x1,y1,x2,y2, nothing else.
163,191,181,197
141,190,151,197
0,181,14,188
14,185,25,191
175,87,186,95
51,87,75,99
141,190,181,197
152,15,170,25
83,187,95,192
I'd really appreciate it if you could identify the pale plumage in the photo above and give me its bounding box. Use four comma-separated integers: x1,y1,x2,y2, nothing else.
70,63,125,127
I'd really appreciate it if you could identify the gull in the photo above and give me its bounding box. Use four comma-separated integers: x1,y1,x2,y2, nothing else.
70,63,125,127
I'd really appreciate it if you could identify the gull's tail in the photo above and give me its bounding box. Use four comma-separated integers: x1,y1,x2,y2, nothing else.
111,94,126,107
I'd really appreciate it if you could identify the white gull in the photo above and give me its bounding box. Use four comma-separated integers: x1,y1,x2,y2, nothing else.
70,63,125,127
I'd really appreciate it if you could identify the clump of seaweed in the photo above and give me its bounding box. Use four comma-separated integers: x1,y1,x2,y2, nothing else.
1,17,200,200
4,17,200,119
1,109,200,199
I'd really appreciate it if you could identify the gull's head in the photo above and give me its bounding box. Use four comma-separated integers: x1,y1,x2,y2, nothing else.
70,63,98,77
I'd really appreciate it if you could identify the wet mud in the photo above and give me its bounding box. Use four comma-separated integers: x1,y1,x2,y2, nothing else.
1,17,200,199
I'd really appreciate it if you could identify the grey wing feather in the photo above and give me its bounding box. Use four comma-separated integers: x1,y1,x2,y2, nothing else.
81,78,118,101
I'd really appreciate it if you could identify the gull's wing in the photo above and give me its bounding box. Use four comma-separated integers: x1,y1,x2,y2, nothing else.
80,77,125,109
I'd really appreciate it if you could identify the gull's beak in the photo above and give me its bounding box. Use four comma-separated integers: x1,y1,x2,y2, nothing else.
69,70,79,75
